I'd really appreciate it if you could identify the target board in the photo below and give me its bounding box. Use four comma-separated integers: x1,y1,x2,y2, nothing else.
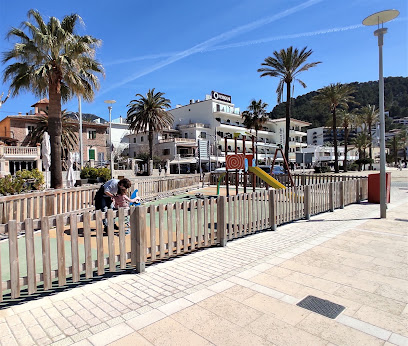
226,154,245,170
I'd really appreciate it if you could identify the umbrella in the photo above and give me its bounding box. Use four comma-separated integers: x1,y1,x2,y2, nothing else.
41,132,51,188
67,152,76,188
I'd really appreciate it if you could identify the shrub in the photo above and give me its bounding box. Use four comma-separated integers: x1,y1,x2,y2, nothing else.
314,166,331,173
15,169,45,190
0,175,26,195
97,167,111,182
80,167,99,179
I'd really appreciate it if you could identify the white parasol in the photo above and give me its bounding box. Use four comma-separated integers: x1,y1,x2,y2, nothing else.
41,132,51,188
67,152,76,188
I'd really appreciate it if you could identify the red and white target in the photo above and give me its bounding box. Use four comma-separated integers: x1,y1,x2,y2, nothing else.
226,154,245,170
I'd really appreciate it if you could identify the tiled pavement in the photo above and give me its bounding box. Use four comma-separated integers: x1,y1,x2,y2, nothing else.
0,183,407,346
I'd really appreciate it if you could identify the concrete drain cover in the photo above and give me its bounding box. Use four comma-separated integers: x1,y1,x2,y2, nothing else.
296,295,345,319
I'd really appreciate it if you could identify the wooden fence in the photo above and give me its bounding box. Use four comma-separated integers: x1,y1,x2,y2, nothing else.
0,177,367,302
0,175,202,224
210,172,367,188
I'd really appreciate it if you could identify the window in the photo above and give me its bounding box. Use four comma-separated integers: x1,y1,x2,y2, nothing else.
133,152,137,158
163,149,170,155
133,138,136,143
141,136,144,142
185,133,188,138
88,149,95,160
88,129,96,139
27,125,35,134
200,132,206,139
98,152,104,162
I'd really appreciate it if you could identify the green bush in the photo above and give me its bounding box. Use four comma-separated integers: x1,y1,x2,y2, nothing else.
80,166,111,182
80,167,99,179
97,167,111,182
0,175,26,195
15,169,45,190
89,167,99,180
314,166,331,173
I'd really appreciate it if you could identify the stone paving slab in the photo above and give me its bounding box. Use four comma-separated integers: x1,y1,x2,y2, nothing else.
0,181,407,346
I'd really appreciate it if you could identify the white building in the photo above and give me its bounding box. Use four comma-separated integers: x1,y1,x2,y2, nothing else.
110,116,131,158
170,91,309,165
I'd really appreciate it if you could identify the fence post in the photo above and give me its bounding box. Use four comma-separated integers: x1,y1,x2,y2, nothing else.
340,181,345,209
130,205,146,273
217,196,227,247
269,190,276,231
304,185,311,220
356,179,361,204
329,182,335,212
45,194,56,216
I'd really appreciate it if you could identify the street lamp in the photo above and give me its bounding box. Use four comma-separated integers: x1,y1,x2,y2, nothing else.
78,96,83,169
363,9,399,218
104,100,116,179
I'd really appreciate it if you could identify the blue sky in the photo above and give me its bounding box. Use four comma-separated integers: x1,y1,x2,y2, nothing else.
0,0,407,122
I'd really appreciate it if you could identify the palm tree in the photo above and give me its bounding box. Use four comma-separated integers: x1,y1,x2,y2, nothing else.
28,111,78,165
258,46,321,163
360,105,379,170
241,99,269,163
2,10,103,188
337,110,357,172
127,89,173,174
354,133,369,171
313,83,356,173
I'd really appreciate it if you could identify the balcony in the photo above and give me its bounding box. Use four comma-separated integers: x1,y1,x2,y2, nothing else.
158,138,196,145
0,145,40,159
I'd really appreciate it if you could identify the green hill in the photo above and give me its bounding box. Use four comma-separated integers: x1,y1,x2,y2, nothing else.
270,76,408,127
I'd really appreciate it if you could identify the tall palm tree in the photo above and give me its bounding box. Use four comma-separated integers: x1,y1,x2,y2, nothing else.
28,111,78,165
360,105,379,170
127,89,173,174
354,133,369,171
241,99,269,163
2,10,103,188
313,83,356,173
337,110,357,172
258,46,321,162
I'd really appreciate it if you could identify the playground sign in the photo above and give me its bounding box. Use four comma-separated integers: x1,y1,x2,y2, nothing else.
226,154,245,170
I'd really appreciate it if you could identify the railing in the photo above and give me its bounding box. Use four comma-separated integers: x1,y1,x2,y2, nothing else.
210,172,368,188
1,146,40,157
0,177,368,302
158,138,196,144
133,175,201,198
0,175,203,224
0,185,99,224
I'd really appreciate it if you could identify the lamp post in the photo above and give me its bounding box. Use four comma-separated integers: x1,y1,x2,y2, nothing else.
78,96,83,169
104,100,116,179
363,9,399,218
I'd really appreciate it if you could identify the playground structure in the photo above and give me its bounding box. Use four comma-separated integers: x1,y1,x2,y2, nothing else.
218,133,294,196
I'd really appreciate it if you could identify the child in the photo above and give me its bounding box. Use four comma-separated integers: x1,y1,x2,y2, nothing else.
111,189,140,234
112,191,140,209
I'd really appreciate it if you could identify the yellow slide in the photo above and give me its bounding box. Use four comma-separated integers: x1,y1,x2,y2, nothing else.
248,166,286,189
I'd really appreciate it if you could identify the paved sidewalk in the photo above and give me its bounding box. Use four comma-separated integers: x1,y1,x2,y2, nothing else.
0,183,407,346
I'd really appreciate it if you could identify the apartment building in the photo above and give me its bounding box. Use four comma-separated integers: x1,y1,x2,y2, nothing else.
0,99,108,174
170,91,309,164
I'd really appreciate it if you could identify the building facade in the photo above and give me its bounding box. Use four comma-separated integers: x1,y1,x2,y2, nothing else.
0,99,108,175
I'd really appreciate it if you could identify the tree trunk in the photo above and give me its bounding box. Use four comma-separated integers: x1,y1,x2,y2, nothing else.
148,125,153,175
332,108,339,173
284,82,291,166
343,126,349,172
48,79,63,189
368,122,373,170
393,136,397,165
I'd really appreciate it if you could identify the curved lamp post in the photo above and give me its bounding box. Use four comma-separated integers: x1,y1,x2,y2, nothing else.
104,100,116,179
363,9,399,218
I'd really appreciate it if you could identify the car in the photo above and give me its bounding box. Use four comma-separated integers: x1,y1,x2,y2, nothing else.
271,165,285,175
